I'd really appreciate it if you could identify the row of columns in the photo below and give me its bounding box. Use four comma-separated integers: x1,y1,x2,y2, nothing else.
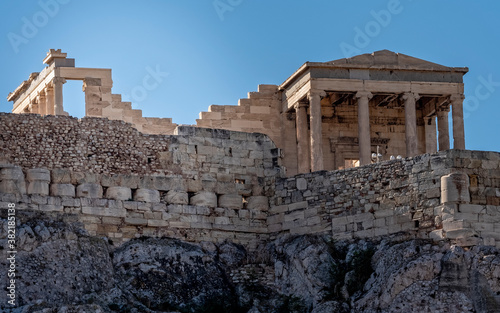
294,90,466,173
26,77,66,115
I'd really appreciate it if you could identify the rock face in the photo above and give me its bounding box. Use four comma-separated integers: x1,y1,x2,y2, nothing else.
2,212,500,312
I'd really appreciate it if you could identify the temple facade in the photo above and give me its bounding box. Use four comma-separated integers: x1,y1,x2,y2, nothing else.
7,49,468,176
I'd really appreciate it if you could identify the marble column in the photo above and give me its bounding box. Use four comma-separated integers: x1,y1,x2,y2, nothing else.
38,90,47,116
30,99,39,114
437,108,450,150
295,101,310,173
309,90,325,172
53,77,66,115
451,94,466,150
403,92,420,157
46,86,55,115
356,91,373,165
424,116,437,153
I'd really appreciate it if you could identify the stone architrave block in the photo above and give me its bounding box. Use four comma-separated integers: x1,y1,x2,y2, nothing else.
190,191,217,208
134,188,160,203
246,196,269,211
26,168,50,182
77,183,103,198
218,194,243,209
106,186,132,201
50,184,76,197
165,190,189,205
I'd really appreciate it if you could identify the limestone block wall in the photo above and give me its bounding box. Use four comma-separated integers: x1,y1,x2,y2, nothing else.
0,166,272,249
0,112,284,248
268,150,500,247
196,85,282,146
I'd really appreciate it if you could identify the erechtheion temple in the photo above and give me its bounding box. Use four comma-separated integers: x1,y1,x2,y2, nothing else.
7,49,468,176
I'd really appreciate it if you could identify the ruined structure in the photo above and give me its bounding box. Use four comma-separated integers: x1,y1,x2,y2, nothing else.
7,49,468,176
2,50,500,312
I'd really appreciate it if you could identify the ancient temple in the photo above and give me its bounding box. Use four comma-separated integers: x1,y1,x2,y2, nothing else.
7,49,468,176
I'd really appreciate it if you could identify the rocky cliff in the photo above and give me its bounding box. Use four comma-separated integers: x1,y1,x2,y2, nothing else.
2,211,500,313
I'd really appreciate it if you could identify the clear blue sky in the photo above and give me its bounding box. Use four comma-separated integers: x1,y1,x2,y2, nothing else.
1,0,499,152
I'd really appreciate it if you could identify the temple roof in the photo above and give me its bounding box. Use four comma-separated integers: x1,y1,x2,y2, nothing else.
326,50,467,71
280,50,469,90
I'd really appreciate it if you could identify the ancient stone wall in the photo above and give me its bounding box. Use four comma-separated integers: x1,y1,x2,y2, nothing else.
196,85,282,146
268,150,500,247
1,113,499,249
0,113,281,248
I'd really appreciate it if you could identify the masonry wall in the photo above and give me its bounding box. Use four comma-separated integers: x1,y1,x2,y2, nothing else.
196,85,283,147
268,150,500,247
1,113,499,249
0,113,282,248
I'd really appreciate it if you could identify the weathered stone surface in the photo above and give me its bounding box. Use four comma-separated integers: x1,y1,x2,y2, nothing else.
106,186,132,201
218,194,243,209
27,181,49,195
0,166,24,180
26,168,50,182
164,190,189,204
50,183,76,197
134,188,160,203
77,183,103,198
247,195,269,211
0,179,26,194
441,172,470,203
190,191,217,208
51,168,72,184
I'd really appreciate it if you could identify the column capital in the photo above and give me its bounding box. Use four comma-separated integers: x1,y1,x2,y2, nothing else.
294,98,309,109
308,89,327,100
437,105,450,113
402,92,420,101
355,91,373,100
37,89,46,99
51,77,67,85
449,94,465,102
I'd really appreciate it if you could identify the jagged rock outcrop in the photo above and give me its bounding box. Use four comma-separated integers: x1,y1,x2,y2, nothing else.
2,211,500,312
